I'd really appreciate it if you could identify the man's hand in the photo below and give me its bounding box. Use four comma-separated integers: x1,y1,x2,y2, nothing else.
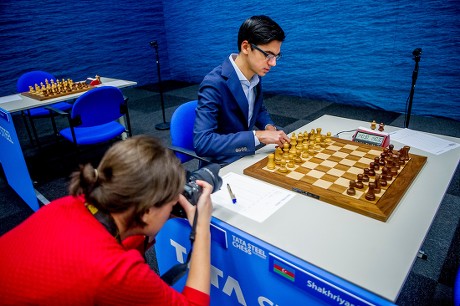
255,129,290,147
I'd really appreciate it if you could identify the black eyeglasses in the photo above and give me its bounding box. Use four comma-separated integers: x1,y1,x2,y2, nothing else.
250,43,282,62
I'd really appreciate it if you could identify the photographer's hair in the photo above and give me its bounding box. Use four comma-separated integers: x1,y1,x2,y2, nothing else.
237,15,285,51
69,135,185,227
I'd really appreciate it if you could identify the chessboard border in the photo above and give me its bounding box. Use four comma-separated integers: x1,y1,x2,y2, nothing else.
21,86,95,101
243,137,427,222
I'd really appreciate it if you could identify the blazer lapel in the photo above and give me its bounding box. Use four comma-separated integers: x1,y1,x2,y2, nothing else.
222,58,249,122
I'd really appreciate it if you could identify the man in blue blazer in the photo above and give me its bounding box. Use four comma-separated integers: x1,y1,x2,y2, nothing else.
194,15,290,166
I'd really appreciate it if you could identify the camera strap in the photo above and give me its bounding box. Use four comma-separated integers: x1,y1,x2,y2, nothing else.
160,208,198,286
86,203,121,244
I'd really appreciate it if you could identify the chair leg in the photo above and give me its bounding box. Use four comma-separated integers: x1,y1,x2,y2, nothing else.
28,117,42,149
50,114,60,142
21,112,36,146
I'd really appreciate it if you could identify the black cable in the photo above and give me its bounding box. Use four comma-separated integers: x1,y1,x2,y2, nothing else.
334,129,357,138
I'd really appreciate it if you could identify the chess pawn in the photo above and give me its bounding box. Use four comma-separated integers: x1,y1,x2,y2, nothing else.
316,127,322,136
381,148,389,158
393,154,401,169
279,159,287,173
390,166,398,177
302,143,309,159
287,155,295,168
295,134,303,150
365,182,376,201
295,150,302,163
378,123,385,132
347,180,356,196
356,174,364,189
275,146,283,165
388,144,394,154
362,169,370,182
373,174,382,194
370,120,377,130
282,143,290,159
379,174,387,187
398,155,406,166
290,133,297,147
267,153,276,170
325,132,332,145
382,166,392,181
320,135,327,148
374,157,381,170
401,146,411,161
368,163,376,176
315,136,322,150
297,133,303,144
302,131,309,143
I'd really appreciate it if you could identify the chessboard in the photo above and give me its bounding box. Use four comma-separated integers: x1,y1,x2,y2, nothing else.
21,78,95,101
243,129,427,222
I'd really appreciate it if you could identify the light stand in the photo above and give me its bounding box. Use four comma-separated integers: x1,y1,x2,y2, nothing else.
404,48,422,128
150,40,170,130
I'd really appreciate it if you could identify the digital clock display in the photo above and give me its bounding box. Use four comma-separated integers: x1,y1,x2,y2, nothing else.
354,131,385,145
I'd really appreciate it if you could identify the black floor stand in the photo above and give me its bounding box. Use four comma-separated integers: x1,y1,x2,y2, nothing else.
404,48,422,128
150,40,170,130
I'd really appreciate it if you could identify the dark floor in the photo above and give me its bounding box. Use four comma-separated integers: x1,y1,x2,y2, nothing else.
1,81,459,305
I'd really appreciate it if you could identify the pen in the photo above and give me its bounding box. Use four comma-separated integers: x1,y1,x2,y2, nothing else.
227,183,237,204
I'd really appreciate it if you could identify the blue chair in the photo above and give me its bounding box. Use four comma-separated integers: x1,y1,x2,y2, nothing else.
170,100,209,165
53,86,132,149
455,266,460,306
17,70,73,146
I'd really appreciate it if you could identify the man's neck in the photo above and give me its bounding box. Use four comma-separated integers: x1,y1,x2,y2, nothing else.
234,54,255,81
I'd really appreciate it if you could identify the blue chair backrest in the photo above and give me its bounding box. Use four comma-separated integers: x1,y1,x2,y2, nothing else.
71,86,125,127
170,100,198,163
455,267,460,306
17,70,56,92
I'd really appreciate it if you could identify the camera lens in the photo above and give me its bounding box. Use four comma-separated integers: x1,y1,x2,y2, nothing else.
171,163,222,218
187,163,222,194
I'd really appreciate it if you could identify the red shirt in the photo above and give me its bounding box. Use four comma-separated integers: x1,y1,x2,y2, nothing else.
0,196,209,305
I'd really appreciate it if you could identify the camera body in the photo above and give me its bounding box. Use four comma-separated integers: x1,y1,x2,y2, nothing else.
182,181,202,208
172,163,222,218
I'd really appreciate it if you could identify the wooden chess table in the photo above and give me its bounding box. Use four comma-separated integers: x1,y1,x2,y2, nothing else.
244,134,427,222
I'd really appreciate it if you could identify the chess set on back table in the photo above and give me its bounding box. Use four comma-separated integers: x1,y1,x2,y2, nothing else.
21,76,101,101
243,126,427,222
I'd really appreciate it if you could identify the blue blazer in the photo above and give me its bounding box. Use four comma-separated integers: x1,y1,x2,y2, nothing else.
194,57,274,165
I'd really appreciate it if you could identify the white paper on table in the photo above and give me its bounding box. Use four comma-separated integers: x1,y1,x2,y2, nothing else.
389,128,460,155
211,172,295,223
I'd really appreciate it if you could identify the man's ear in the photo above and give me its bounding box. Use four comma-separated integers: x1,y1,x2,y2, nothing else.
241,40,251,55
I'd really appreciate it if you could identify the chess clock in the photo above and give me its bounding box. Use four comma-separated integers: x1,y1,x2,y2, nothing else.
352,127,390,147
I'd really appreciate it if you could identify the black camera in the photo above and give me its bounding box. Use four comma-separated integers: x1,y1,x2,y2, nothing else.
171,163,222,218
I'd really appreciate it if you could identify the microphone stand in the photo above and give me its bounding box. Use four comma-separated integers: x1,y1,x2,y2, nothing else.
404,48,422,128
150,40,170,130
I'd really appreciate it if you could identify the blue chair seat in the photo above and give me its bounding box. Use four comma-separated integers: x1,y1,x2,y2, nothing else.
60,121,126,145
27,102,72,117
17,70,74,146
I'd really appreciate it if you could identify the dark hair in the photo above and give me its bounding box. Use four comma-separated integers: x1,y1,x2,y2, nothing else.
69,135,185,227
238,15,285,51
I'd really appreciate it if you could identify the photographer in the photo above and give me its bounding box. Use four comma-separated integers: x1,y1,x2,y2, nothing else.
0,135,212,305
